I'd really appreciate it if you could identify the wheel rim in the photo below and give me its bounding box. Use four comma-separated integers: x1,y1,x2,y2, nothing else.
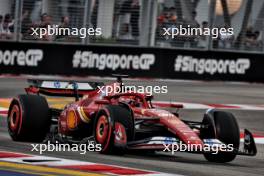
114,122,127,145
96,115,109,144
9,104,20,131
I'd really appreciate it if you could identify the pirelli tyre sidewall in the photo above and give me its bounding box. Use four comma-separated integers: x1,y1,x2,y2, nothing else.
201,109,240,162
7,95,51,142
94,105,134,154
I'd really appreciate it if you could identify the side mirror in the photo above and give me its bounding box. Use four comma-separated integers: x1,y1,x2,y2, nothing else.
95,99,110,105
170,103,183,108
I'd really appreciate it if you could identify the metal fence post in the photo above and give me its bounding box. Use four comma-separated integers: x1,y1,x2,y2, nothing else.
139,0,152,46
149,0,158,46
82,0,88,44
82,0,92,45
208,0,216,50
14,0,23,41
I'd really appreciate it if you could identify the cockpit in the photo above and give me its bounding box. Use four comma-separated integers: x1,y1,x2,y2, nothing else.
107,93,153,109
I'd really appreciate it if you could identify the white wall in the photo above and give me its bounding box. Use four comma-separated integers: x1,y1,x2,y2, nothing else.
231,0,264,36
0,0,11,16
97,0,115,38
196,0,209,25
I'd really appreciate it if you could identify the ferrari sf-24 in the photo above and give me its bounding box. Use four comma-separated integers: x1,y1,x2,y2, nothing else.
7,75,257,162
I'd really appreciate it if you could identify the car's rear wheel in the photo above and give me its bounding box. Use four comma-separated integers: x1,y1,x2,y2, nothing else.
8,95,51,142
94,105,134,154
200,110,240,162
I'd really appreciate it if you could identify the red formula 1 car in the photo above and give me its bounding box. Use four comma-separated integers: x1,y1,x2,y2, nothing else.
7,75,257,162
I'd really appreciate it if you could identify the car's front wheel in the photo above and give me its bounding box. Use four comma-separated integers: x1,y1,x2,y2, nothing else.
94,105,134,154
200,110,240,162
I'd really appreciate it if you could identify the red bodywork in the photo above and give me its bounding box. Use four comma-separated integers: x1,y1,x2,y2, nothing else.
27,82,204,147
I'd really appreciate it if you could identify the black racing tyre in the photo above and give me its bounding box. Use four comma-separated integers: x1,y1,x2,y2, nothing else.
7,95,51,142
94,105,134,154
201,110,240,163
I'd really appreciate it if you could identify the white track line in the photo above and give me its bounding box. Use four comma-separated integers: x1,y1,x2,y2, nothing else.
153,101,264,110
1,74,264,86
0,151,179,176
0,107,8,111
241,138,264,144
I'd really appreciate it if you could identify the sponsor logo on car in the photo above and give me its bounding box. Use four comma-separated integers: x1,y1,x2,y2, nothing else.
54,81,61,88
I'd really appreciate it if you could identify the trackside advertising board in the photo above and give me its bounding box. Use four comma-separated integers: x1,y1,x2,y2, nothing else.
0,41,263,82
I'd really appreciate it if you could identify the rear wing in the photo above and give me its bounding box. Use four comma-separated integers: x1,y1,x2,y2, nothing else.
25,79,104,98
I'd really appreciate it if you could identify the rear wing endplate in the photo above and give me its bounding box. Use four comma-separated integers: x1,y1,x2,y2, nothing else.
26,79,104,97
